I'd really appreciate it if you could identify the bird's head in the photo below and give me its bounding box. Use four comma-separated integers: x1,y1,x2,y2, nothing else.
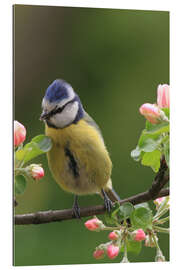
40,79,84,128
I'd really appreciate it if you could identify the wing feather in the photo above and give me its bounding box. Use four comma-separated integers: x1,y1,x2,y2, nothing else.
83,111,104,142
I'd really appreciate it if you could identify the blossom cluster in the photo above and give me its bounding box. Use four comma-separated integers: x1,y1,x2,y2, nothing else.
139,84,169,124
14,121,45,181
85,217,146,260
14,120,53,201
84,196,169,262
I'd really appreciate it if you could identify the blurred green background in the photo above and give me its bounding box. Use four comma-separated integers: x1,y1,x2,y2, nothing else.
14,5,169,266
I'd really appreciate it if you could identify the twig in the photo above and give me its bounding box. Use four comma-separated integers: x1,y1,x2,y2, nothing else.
14,187,169,225
148,156,169,199
15,157,169,225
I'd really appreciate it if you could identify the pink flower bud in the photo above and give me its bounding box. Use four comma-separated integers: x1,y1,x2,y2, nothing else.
14,120,26,146
157,84,170,108
29,164,44,180
107,244,119,259
154,197,165,207
93,249,105,259
108,231,118,240
133,229,146,242
154,196,169,210
84,217,102,231
139,103,161,124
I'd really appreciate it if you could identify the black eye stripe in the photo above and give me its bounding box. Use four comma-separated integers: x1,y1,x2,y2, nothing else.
48,106,63,118
49,100,74,118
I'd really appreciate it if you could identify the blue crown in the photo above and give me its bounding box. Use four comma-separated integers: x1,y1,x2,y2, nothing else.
44,79,72,103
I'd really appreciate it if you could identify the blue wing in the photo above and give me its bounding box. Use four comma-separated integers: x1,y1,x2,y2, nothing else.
83,111,104,142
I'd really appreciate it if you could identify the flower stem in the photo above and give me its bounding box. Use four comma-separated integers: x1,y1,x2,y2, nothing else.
153,216,169,225
121,239,129,263
151,232,160,250
14,167,27,176
153,208,169,220
102,226,122,231
153,226,169,234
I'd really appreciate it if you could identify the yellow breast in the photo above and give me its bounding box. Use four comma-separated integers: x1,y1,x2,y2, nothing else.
45,119,112,195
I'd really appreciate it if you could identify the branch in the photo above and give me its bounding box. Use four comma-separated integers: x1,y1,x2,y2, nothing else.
14,187,169,225
15,157,169,226
148,156,169,199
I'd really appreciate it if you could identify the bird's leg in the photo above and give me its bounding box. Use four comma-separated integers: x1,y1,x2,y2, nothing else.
101,189,113,213
72,195,81,219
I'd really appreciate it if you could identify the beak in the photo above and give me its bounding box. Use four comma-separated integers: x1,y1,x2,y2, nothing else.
40,111,49,121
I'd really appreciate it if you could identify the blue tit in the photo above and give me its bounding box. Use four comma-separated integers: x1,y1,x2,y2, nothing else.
40,79,120,218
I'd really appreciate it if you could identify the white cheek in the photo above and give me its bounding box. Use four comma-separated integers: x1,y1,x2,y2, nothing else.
51,101,79,128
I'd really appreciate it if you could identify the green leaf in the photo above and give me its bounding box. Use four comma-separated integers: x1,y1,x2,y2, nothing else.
121,240,142,255
104,202,120,225
145,121,169,135
15,175,27,195
31,135,52,151
111,201,121,214
139,138,160,152
110,202,134,222
119,202,134,219
141,149,162,172
127,240,142,254
15,135,52,163
134,202,151,211
138,130,161,152
130,207,153,230
108,202,135,223
104,213,117,225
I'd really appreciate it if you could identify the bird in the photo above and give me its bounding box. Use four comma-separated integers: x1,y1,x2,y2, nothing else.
40,79,120,218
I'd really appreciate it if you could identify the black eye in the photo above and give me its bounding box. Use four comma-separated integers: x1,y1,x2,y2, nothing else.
49,104,66,118
55,106,64,114
54,100,73,115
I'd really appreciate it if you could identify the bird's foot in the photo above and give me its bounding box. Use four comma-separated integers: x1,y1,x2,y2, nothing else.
101,189,113,213
72,195,81,219
104,196,113,213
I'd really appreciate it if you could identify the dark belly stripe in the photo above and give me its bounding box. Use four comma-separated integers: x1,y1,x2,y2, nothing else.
64,147,79,178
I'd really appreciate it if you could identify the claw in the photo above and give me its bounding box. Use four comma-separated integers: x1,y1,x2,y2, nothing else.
101,189,113,213
72,195,81,219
